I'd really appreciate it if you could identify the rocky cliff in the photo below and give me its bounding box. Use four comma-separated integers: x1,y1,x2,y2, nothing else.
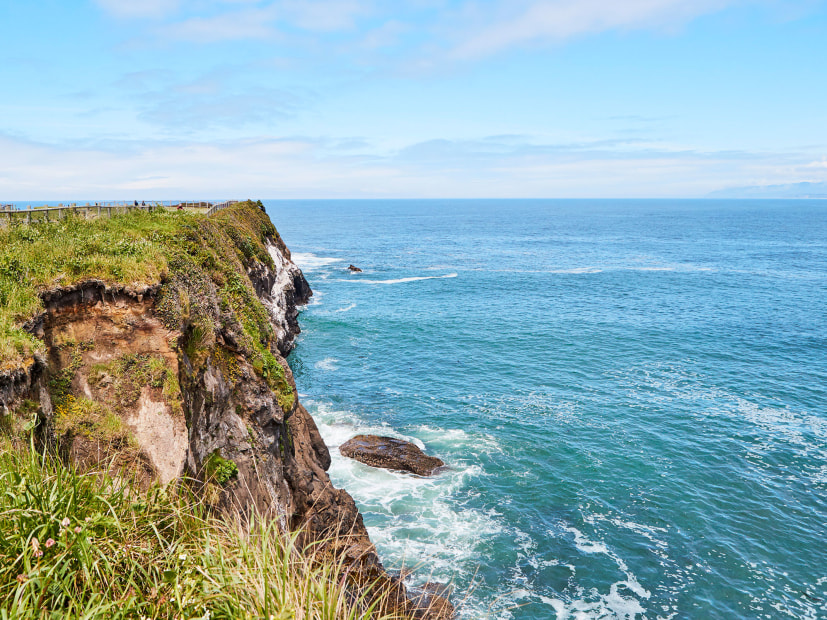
0,202,450,618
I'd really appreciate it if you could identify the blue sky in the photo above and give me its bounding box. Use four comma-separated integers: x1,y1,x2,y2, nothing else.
1,0,826,199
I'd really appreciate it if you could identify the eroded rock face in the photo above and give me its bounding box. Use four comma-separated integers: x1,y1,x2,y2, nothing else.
0,355,46,416
40,285,187,488
340,435,445,476
0,353,50,450
177,243,420,612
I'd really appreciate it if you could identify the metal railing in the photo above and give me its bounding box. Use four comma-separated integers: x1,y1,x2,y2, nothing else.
206,200,239,216
0,200,240,226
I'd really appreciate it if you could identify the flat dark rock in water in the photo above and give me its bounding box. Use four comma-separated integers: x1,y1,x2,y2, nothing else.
339,435,444,476
348,264,362,272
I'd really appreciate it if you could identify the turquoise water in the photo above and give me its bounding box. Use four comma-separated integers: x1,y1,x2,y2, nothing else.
269,200,827,619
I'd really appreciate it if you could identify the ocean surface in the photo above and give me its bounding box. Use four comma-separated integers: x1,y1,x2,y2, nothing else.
266,199,827,620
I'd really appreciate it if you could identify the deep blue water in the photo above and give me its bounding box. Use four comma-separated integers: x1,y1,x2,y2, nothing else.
267,199,827,620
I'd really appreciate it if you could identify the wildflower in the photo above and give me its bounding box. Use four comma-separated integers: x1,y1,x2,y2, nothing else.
61,517,70,528
45,538,55,548
74,526,82,534
31,538,43,558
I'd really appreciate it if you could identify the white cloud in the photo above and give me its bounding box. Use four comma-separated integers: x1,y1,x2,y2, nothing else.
804,157,827,169
277,0,372,32
450,0,740,59
95,0,181,19
93,0,820,65
142,1,372,43
0,133,819,200
157,6,280,41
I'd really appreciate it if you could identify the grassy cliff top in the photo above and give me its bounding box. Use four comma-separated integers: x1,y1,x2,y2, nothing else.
0,201,282,370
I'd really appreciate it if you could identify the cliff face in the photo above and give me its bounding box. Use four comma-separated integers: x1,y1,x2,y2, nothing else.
0,203,447,618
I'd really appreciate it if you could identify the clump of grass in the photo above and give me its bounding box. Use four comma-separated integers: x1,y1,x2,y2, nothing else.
53,395,132,446
0,399,39,449
49,339,93,404
0,441,412,619
212,347,241,386
204,451,239,486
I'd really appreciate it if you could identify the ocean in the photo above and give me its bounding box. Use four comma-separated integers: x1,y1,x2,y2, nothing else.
266,199,827,620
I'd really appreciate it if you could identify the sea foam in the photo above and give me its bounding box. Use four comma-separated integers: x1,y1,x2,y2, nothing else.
305,398,507,601
338,273,458,284
292,252,342,271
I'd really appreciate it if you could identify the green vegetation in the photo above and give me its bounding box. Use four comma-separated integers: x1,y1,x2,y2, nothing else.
0,211,175,368
0,205,426,619
0,399,39,448
0,202,293,411
53,395,133,447
88,352,184,418
0,440,408,619
204,451,239,485
48,340,94,404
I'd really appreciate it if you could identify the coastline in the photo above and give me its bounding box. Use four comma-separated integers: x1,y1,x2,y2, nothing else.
0,202,452,619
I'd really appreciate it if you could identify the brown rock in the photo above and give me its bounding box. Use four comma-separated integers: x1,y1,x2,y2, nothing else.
347,264,362,272
408,582,455,620
340,435,445,476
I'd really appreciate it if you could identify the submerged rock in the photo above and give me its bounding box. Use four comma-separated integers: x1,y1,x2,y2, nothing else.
348,264,362,272
340,435,444,476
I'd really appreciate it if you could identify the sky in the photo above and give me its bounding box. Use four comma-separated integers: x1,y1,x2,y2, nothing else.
1,0,826,199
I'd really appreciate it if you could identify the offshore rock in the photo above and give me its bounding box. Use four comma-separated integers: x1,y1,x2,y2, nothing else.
348,264,362,272
340,435,445,476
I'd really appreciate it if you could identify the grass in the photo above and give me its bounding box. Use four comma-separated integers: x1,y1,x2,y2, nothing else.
0,440,411,620
0,202,294,410
0,211,175,367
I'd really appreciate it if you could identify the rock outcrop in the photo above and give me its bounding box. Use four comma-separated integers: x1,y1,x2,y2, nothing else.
348,264,362,272
0,203,452,618
340,435,445,476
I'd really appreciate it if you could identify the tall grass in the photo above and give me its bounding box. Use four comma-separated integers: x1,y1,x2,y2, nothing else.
0,441,407,620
